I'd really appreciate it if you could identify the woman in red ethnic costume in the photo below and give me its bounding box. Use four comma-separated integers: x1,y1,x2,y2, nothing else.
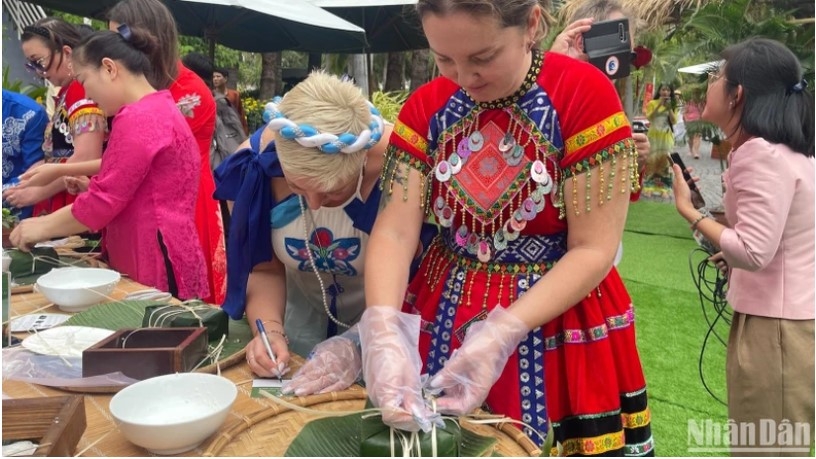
4,18,107,215
358,0,653,456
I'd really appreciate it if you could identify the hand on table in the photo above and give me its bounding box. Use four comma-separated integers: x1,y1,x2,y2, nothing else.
282,328,361,396
9,217,50,251
359,306,438,432
245,325,289,379
426,306,529,416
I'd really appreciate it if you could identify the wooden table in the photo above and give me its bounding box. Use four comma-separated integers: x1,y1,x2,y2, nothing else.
3,277,540,457
2,277,289,457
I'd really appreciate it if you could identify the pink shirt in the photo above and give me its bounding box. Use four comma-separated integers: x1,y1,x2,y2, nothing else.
72,91,208,300
720,137,815,320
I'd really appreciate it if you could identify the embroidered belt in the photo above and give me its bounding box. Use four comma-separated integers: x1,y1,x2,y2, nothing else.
440,229,566,264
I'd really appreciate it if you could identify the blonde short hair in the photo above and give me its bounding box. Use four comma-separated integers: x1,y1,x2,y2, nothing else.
274,71,371,192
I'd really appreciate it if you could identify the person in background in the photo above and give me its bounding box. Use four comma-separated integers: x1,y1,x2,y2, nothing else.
360,0,652,455
16,2,227,305
107,0,225,304
672,38,814,457
2,89,48,219
683,98,703,159
10,26,208,300
549,0,649,266
549,0,650,173
3,18,107,215
214,71,435,395
643,83,677,192
213,67,248,135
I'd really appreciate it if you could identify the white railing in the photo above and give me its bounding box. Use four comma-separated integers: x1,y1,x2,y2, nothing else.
2,0,46,38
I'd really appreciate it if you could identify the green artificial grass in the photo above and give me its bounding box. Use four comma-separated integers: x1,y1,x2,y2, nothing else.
618,200,730,457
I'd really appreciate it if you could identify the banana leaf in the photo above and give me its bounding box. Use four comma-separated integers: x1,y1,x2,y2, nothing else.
63,300,251,365
285,411,497,457
7,247,61,283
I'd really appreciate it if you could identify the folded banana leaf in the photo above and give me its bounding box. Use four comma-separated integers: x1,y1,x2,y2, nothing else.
7,247,60,281
285,405,497,457
142,301,229,341
360,413,460,457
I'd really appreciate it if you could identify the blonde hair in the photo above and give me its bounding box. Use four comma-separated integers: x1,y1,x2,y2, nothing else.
416,0,554,44
274,71,371,192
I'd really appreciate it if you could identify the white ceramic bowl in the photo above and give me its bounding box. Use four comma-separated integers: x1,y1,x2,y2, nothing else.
109,373,237,455
35,268,121,312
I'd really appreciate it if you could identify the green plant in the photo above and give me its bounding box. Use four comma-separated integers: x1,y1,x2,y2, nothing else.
2,67,48,103
371,90,408,124
2,208,19,230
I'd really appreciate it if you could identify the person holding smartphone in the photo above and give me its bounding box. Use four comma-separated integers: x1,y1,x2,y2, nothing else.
671,38,813,456
643,83,677,195
549,0,650,196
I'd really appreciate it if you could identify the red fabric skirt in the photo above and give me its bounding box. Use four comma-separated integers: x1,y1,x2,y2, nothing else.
405,234,654,456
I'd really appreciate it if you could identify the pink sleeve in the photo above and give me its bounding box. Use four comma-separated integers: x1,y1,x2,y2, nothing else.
719,141,794,271
72,113,162,231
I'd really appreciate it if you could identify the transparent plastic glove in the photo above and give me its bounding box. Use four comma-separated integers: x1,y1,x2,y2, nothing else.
426,306,529,416
282,325,361,396
359,306,437,432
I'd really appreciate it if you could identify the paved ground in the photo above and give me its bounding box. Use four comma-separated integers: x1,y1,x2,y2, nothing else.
640,137,727,212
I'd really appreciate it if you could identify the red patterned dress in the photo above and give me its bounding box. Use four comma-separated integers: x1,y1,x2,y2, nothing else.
383,51,653,456
170,63,227,304
33,80,106,215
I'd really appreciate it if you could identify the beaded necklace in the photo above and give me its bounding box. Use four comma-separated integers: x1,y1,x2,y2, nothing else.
298,195,352,330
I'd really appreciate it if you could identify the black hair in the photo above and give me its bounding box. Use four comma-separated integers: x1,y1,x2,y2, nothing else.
74,28,157,80
21,17,85,73
722,37,814,157
214,67,229,79
182,52,214,86
76,23,96,38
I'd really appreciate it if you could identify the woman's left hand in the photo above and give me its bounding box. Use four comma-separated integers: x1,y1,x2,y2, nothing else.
426,307,529,416
9,217,49,251
19,164,64,188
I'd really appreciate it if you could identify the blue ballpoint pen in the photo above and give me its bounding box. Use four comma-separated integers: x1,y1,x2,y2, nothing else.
255,319,282,383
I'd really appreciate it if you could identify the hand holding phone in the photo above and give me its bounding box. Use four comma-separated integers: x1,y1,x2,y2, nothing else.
670,152,706,208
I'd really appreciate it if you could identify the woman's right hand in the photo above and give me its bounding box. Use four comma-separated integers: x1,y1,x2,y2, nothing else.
64,176,90,195
245,328,290,378
550,18,593,59
359,306,438,432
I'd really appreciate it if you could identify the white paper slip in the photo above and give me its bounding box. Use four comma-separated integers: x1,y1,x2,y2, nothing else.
251,378,291,398
9,313,71,332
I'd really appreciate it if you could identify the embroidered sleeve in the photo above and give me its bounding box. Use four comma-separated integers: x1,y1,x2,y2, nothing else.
380,82,442,211
64,82,107,137
544,56,639,217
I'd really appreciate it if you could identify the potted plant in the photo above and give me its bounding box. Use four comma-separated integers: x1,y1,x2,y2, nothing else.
2,208,19,248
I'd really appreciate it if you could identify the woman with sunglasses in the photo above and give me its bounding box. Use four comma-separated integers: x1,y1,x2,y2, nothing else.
3,17,106,215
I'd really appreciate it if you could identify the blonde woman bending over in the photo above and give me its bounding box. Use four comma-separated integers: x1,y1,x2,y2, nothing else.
213,71,435,395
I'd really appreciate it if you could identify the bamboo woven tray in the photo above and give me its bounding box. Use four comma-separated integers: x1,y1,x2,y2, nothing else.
202,389,542,457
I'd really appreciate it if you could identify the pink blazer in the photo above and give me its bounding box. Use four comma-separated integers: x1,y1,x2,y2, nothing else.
720,137,815,320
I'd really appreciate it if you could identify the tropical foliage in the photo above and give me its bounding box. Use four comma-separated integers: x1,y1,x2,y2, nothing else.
1,67,47,102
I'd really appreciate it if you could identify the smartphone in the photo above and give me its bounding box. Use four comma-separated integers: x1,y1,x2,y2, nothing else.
670,152,706,208
631,120,648,134
582,18,632,79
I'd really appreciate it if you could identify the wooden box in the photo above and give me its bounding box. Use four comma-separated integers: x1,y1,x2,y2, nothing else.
82,327,208,381
2,395,87,457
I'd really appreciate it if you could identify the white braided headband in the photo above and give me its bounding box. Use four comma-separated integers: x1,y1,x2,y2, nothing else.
263,96,385,154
